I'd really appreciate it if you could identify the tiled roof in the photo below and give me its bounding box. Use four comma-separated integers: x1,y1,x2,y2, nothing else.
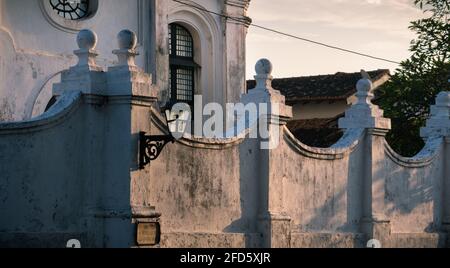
286,114,344,148
247,69,390,103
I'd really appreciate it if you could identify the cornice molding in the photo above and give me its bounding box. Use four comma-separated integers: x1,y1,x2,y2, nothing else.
225,0,251,10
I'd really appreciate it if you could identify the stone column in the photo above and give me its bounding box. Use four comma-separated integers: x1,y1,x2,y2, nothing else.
444,136,450,236
52,29,108,247
53,29,143,248
339,72,392,247
242,59,293,248
50,29,160,248
420,92,450,234
106,30,160,248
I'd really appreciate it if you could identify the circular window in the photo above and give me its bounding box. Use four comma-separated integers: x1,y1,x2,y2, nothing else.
39,0,99,33
49,0,91,20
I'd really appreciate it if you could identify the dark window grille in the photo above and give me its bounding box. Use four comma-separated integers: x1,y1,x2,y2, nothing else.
169,23,198,107
49,0,90,20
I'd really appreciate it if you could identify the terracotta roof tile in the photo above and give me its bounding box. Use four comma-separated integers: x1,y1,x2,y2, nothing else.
247,69,390,102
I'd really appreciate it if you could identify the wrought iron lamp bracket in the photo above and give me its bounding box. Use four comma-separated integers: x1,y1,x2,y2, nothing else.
139,132,175,169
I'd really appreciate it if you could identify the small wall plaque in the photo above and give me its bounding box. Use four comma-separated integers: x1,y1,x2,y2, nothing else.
136,222,160,246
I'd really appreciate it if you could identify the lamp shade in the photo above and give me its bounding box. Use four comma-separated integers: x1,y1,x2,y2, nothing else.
165,103,191,140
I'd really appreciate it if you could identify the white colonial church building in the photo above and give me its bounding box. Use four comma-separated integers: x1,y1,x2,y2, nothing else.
1,0,449,248
0,0,250,122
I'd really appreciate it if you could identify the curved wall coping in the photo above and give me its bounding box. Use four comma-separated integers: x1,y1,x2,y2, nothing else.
150,109,248,150
0,91,82,135
283,126,364,160
384,137,443,168
177,133,247,150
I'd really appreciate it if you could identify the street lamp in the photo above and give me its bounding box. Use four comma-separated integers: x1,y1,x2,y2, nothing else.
139,103,190,169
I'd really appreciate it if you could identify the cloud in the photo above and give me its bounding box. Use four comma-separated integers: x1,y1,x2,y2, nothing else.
246,0,426,77
247,31,319,43
247,0,425,37
366,0,382,5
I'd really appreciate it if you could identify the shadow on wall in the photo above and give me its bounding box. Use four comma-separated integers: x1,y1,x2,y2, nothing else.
223,137,260,248
383,163,437,232
300,141,438,232
296,147,363,236
258,126,441,247
302,187,354,239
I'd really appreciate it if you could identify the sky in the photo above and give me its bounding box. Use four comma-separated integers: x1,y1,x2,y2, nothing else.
245,0,427,78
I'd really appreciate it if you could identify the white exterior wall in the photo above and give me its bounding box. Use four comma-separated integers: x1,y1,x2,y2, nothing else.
0,46,449,247
0,0,141,121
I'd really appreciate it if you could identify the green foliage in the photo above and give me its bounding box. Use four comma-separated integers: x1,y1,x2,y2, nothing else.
378,0,450,156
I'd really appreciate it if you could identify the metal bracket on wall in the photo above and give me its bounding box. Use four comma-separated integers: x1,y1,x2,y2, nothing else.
139,132,175,169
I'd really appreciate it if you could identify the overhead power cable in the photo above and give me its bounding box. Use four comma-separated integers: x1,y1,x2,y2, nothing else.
172,0,402,65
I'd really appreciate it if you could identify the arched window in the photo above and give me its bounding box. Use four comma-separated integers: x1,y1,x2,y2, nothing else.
169,23,199,107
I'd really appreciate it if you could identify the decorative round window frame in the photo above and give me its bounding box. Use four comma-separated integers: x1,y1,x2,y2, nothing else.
39,0,99,34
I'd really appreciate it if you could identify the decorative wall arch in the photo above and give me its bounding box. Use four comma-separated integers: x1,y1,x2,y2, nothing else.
25,71,63,119
1,26,74,121
283,126,364,160
384,138,443,168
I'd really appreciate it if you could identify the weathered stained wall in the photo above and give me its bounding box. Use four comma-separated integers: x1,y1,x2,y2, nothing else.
383,146,444,233
146,128,261,247
0,91,153,247
0,0,142,121
1,24,450,248
151,144,243,232
1,0,250,126
265,126,447,248
0,26,161,247
143,61,450,248
279,131,365,233
0,93,94,247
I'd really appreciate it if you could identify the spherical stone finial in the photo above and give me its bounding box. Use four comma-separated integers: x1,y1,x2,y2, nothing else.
356,78,373,93
77,29,98,50
436,91,450,106
255,58,273,76
117,29,137,50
